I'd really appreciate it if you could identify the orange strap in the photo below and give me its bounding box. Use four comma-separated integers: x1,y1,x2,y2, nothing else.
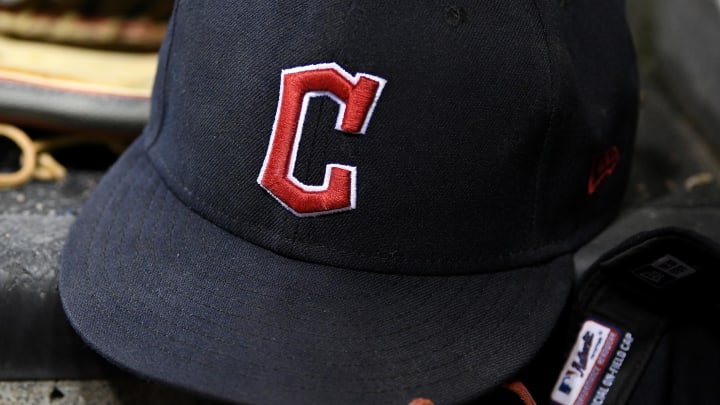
503,381,538,405
408,381,537,405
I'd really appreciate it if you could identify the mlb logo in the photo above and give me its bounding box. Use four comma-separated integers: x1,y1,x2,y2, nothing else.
552,320,620,405
558,370,580,395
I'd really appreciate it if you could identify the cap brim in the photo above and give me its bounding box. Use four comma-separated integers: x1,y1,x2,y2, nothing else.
59,139,573,405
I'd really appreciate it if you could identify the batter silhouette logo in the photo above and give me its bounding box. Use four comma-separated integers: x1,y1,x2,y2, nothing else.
258,63,386,217
552,319,620,405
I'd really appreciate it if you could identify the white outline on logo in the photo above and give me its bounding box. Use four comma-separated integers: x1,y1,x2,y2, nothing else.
257,63,386,217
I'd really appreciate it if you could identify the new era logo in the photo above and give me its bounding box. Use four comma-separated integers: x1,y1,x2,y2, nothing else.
633,254,697,288
588,146,620,195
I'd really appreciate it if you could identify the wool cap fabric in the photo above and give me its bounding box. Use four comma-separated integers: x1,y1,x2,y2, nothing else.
59,1,638,403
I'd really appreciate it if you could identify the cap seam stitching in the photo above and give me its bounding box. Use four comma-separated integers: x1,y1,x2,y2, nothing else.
83,266,528,391
145,0,180,150
530,0,558,251
294,0,358,248
151,147,605,267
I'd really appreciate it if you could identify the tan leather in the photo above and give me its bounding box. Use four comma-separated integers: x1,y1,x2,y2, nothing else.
0,34,156,97
0,9,167,50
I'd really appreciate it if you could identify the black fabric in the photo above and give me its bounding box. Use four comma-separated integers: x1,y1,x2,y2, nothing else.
544,228,720,405
143,0,637,275
628,323,720,405
59,0,638,403
60,140,572,404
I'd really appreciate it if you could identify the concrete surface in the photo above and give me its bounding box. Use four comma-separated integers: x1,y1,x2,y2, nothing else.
0,379,221,405
654,0,720,151
0,214,110,379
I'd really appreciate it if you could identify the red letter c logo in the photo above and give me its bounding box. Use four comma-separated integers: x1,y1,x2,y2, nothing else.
257,63,386,216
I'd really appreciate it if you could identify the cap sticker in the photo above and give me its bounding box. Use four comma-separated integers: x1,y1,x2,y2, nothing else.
551,319,622,405
257,63,386,217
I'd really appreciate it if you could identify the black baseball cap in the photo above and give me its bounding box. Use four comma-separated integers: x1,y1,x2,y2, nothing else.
59,0,638,403
549,228,720,405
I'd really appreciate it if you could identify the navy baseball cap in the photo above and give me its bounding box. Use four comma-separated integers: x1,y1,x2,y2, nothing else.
549,228,720,405
59,0,638,404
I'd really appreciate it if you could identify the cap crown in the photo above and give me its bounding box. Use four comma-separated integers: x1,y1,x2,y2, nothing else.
143,0,637,274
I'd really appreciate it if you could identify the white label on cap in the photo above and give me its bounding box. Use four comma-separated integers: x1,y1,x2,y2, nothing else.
551,319,620,405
